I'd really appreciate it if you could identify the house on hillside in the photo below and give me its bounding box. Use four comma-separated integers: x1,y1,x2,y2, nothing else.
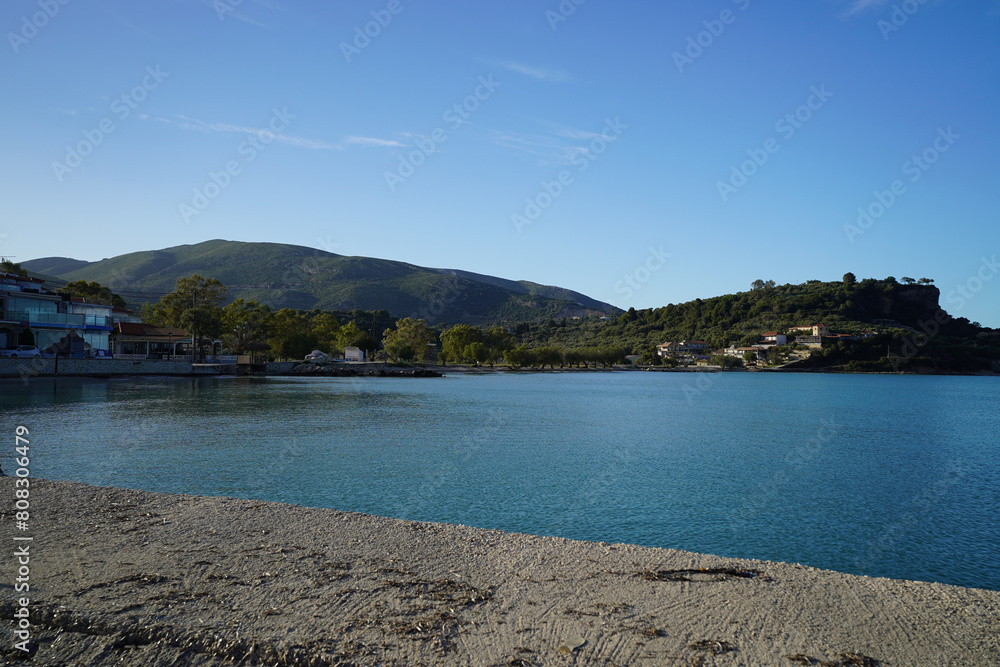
789,323,830,337
761,331,787,346
724,346,767,360
656,340,707,357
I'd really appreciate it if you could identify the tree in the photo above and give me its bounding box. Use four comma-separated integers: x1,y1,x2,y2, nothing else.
145,275,227,360
311,313,341,353
464,342,488,366
1,259,27,276
440,324,481,363
565,349,585,367
901,277,916,285
221,299,273,354
743,351,757,363
335,321,375,355
383,338,415,362
57,280,127,309
484,327,514,353
382,318,433,362
597,346,626,367
534,346,563,369
842,272,857,287
918,277,934,284
712,354,743,369
504,345,533,369
269,309,315,360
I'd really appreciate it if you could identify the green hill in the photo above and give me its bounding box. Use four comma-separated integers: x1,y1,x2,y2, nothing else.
23,240,619,325
514,276,1000,373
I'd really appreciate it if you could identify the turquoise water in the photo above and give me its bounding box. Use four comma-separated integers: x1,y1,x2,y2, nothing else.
2,372,998,590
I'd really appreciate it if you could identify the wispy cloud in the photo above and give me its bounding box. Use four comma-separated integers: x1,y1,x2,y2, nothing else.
158,115,399,151
840,0,951,17
98,4,162,41
842,0,889,16
487,128,590,166
198,0,270,27
488,59,573,83
343,135,406,148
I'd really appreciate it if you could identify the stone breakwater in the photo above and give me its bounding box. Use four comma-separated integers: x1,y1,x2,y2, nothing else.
0,358,442,379
0,358,217,379
281,362,442,378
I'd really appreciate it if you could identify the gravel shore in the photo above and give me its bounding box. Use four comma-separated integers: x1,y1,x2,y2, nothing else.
2,478,998,666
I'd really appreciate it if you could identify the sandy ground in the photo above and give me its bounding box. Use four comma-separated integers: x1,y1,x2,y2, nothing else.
1,479,998,666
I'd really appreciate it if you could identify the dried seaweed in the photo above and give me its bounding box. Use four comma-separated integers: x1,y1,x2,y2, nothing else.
638,567,762,582
688,639,735,654
786,653,880,666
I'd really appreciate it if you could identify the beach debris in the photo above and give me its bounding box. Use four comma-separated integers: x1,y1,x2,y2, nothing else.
562,607,601,618
688,639,735,654
557,634,586,655
74,573,169,594
637,567,762,582
786,653,881,666
638,626,666,638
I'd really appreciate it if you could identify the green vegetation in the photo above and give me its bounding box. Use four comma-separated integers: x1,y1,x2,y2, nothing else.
139,275,391,360
57,280,127,309
382,318,434,362
589,277,926,353
220,299,272,354
90,270,1000,373
23,240,619,325
142,275,227,359
431,276,998,373
1,259,28,276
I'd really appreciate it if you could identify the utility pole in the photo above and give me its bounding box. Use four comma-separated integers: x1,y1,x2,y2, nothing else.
191,291,197,364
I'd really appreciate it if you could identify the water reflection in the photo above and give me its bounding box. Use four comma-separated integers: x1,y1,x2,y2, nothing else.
1,373,997,590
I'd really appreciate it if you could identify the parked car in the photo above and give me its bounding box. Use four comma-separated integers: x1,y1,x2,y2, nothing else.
304,349,329,362
0,345,42,358
88,349,113,359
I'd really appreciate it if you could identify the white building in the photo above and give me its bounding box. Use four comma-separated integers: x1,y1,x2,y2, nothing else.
761,331,787,346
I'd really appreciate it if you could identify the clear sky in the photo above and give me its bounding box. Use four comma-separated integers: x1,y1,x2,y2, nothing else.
2,0,998,326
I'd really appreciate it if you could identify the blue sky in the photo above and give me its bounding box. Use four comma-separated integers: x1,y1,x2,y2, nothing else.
2,0,999,326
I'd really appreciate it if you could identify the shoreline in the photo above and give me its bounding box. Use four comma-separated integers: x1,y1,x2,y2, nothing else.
2,479,998,665
3,356,997,379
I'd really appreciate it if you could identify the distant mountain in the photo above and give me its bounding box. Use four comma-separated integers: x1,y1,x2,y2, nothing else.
430,268,612,312
23,240,620,325
19,257,91,276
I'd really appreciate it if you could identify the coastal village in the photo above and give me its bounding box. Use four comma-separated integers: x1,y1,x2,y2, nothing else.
1,269,200,361
3,267,882,370
655,322,879,369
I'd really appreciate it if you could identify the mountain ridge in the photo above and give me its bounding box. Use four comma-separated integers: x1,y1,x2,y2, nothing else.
22,240,620,325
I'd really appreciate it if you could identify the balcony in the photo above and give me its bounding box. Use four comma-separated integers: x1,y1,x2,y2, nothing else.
11,311,85,327
8,311,110,328
82,314,112,328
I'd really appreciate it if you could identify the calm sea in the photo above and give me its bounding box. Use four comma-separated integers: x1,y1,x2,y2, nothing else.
2,371,998,590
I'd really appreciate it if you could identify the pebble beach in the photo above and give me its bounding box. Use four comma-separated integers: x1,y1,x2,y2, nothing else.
2,478,998,666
